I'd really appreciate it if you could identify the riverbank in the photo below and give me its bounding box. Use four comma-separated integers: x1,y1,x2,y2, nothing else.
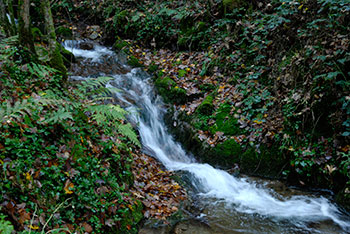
0,36,187,233
92,0,349,209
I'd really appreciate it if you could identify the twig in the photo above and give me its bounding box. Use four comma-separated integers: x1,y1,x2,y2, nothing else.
29,203,38,234
40,198,72,234
46,228,72,234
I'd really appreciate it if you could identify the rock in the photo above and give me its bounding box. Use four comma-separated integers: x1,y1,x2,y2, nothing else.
89,32,99,40
79,42,94,50
86,25,101,40
139,226,170,234
173,220,212,234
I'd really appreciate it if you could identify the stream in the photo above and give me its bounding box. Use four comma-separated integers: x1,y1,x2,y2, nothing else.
64,40,350,234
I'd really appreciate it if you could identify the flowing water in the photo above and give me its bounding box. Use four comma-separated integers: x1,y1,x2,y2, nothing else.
64,40,350,234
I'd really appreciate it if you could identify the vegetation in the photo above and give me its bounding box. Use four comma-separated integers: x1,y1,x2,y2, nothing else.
86,0,350,207
0,38,143,232
0,1,186,233
1,0,350,231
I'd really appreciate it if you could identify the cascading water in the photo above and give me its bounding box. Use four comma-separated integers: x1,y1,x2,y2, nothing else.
64,40,350,233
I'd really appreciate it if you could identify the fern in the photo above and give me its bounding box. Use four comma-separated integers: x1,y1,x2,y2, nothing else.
0,99,34,122
75,76,115,98
27,62,57,78
0,76,141,147
0,36,18,62
117,123,141,147
44,108,73,123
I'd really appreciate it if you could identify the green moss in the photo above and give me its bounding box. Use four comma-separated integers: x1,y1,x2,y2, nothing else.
336,188,350,211
55,26,73,39
155,77,187,104
199,83,216,92
57,42,75,68
210,102,240,135
213,138,242,165
196,95,214,115
56,26,72,39
192,113,211,131
117,201,143,234
240,145,287,177
196,21,206,31
31,27,43,41
113,38,129,51
50,45,67,81
127,55,143,67
147,62,158,73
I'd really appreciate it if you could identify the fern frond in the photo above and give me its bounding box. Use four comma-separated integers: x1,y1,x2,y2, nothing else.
86,104,127,124
0,35,18,46
116,123,141,147
27,62,57,78
44,108,73,124
80,77,113,90
0,100,35,122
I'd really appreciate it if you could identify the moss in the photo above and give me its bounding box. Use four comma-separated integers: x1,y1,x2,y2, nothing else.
196,95,214,115
336,188,350,211
57,42,75,68
196,21,206,31
55,26,73,39
210,102,240,135
155,77,187,104
240,145,287,177
212,139,242,165
50,45,67,81
113,38,129,51
127,55,144,67
199,83,216,92
117,200,143,234
31,27,43,41
147,62,158,73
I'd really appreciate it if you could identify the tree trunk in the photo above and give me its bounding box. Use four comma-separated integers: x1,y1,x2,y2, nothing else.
7,0,17,34
18,0,35,53
41,0,67,81
0,0,13,36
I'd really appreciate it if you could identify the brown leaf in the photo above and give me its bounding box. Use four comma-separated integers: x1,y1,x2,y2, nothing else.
18,209,31,224
82,222,93,233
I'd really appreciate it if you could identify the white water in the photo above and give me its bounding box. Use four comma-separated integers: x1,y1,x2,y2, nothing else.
64,41,350,233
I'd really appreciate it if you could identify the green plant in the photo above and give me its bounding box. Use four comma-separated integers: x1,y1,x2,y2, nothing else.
0,212,14,234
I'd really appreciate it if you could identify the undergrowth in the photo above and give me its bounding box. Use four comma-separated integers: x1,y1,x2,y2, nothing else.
0,38,142,233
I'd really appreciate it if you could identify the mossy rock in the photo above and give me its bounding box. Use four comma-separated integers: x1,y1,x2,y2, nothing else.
155,77,187,104
56,26,73,39
212,138,242,165
113,38,129,51
50,45,68,81
127,55,144,67
57,42,76,68
210,102,240,135
196,95,214,115
240,145,287,177
336,188,350,211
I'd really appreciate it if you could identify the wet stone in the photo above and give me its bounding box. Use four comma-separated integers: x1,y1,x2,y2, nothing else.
79,42,94,50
